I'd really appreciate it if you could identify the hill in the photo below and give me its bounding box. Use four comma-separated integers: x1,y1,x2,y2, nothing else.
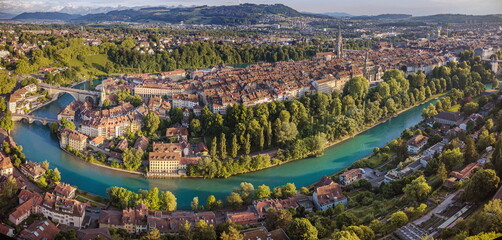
0,12,16,19
351,14,412,20
75,4,318,25
411,14,502,23
12,12,80,21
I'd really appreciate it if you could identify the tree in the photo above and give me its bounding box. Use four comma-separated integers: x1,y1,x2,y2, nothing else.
191,196,199,210
258,127,265,150
55,230,78,240
477,130,496,151
403,175,432,202
1,175,18,199
179,221,192,240
344,76,369,102
255,184,271,199
390,211,408,228
219,133,227,159
462,169,500,202
331,231,360,240
142,228,160,240
492,135,502,177
275,121,298,143
193,219,217,240
206,195,217,210
469,200,502,234
226,192,243,208
336,212,358,229
238,182,255,203
160,191,177,211
422,104,438,119
0,110,14,131
145,112,160,135
60,118,76,130
465,232,502,240
441,148,464,171
265,208,293,230
145,187,160,209
287,218,318,240
462,102,479,115
243,133,251,155
437,163,448,183
281,183,297,198
346,225,374,240
464,136,479,163
221,226,244,240
211,137,218,158
52,168,61,182
230,134,239,158
41,160,50,170
190,119,201,137
123,148,143,170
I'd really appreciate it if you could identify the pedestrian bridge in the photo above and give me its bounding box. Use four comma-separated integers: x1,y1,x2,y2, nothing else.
12,113,58,126
40,83,100,103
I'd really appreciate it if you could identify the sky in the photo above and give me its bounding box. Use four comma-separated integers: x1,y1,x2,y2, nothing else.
0,0,501,15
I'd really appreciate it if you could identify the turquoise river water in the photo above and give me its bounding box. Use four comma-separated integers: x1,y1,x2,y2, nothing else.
11,80,439,209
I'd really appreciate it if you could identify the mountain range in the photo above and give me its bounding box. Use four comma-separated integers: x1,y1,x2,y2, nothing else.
5,4,502,25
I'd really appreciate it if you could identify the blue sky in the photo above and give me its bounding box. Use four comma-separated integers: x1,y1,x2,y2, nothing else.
1,0,501,15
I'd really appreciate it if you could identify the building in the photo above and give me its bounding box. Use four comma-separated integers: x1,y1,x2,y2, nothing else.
60,128,88,151
77,228,113,240
9,189,43,225
241,227,290,240
165,127,189,142
0,223,14,237
0,152,13,176
18,220,60,240
226,211,259,226
40,192,89,228
313,182,347,211
147,142,184,177
434,111,464,126
171,93,200,109
54,182,77,199
20,161,46,181
90,136,105,147
339,168,363,186
407,135,429,154
99,203,148,234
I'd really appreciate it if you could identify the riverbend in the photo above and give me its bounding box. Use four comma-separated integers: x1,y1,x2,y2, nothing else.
11,87,437,209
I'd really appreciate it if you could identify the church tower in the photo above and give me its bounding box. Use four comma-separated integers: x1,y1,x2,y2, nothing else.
336,26,343,58
99,87,107,107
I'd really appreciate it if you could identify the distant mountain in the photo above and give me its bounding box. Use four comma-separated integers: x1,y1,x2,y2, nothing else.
411,14,502,23
76,4,315,24
350,14,412,20
306,12,352,18
12,12,80,21
0,12,16,19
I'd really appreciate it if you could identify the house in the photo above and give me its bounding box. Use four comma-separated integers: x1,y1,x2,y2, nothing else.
18,220,60,240
313,176,334,189
407,135,429,155
54,182,77,199
313,182,347,211
60,128,88,151
77,228,112,240
434,111,464,126
0,223,14,237
241,227,290,240
40,192,89,227
116,138,129,151
443,163,480,188
226,211,259,226
133,136,149,151
20,161,46,181
99,204,149,234
253,197,300,218
0,152,13,176
339,168,363,186
9,189,43,225
90,136,105,147
165,127,189,142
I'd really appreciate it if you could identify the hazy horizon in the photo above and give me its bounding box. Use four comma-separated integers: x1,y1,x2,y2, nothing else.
0,0,501,16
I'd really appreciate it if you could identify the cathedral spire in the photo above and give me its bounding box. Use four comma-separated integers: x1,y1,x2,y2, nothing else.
336,26,343,58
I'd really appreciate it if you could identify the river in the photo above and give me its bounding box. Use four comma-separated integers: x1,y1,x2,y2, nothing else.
11,80,439,209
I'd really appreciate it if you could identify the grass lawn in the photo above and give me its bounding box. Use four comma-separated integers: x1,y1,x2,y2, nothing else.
448,104,461,112
66,54,113,78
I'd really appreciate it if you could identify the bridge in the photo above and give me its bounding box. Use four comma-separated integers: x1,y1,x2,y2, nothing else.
40,83,100,104
12,113,59,126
